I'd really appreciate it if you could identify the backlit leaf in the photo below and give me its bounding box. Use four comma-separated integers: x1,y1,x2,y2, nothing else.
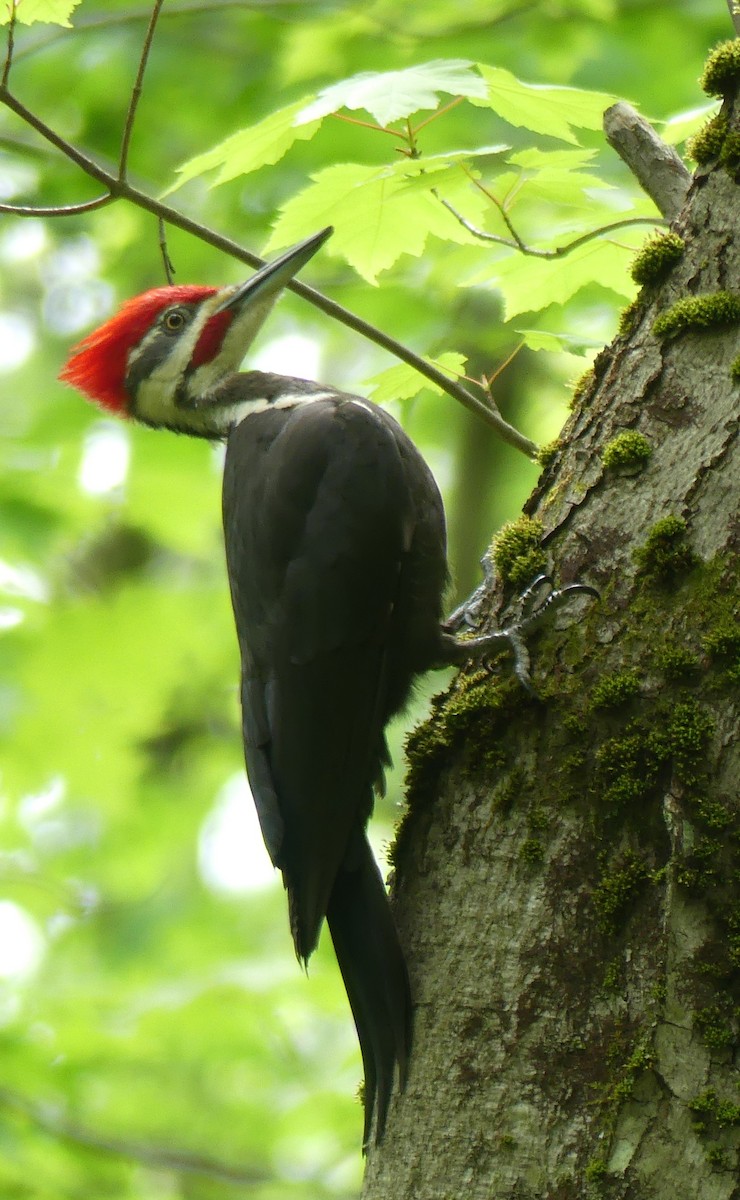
367,352,468,404
296,60,488,127
473,65,616,145
166,100,321,194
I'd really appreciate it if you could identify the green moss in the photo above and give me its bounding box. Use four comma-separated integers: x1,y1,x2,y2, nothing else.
700,38,740,98
584,1158,609,1184
705,1145,731,1169
666,699,715,786
703,620,740,683
602,958,622,993
536,439,560,469
601,430,652,471
593,851,652,934
731,355,740,383
655,644,700,679
687,112,728,163
633,515,696,582
653,291,740,340
491,516,546,590
618,296,641,337
630,232,685,285
695,1005,735,1050
590,670,641,710
570,366,596,411
595,726,665,809
519,837,544,866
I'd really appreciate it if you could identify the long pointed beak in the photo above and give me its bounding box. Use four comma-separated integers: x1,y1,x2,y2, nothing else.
214,227,333,315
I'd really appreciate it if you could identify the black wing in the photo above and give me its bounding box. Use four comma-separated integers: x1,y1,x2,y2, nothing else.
222,392,445,1142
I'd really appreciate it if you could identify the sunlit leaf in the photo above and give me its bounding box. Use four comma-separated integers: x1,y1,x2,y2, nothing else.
366,352,468,404
265,162,488,282
469,238,635,318
165,100,321,194
2,0,80,25
472,65,617,145
296,60,488,126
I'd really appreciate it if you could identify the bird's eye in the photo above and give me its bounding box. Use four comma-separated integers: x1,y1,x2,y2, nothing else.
163,309,187,332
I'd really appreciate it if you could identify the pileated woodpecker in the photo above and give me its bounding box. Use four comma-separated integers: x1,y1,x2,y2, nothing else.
60,228,592,1147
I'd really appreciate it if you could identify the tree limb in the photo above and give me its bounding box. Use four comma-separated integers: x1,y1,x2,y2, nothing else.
603,102,692,219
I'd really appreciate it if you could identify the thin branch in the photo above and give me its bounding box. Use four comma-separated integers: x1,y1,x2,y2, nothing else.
118,0,165,181
0,86,538,457
1,0,17,88
439,196,667,258
603,102,691,220
725,0,740,36
158,216,176,283
0,193,114,216
0,1087,269,1186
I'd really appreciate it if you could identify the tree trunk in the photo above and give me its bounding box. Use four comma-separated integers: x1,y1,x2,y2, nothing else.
363,49,740,1200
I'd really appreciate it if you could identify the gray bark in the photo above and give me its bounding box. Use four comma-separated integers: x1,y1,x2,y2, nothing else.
363,64,740,1200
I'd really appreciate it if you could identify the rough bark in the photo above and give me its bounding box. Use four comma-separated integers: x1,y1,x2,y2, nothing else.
363,49,740,1200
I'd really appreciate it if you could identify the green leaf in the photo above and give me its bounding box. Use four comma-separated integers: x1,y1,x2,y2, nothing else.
2,0,80,24
366,352,468,404
470,238,635,319
165,99,321,194
265,161,487,282
473,65,616,145
515,329,602,354
659,101,718,146
296,60,488,127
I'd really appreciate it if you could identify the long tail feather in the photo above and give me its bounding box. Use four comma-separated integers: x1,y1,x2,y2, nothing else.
326,835,412,1150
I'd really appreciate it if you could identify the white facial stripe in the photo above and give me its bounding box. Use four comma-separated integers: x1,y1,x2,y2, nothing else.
132,298,217,427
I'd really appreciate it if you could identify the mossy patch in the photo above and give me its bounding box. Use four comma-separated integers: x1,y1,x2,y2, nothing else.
601,431,652,471
491,515,547,590
593,850,652,934
633,515,697,582
618,296,641,338
630,232,685,286
687,112,728,164
589,670,642,710
700,38,740,98
536,439,560,470
652,291,740,340
569,366,596,411
731,355,740,384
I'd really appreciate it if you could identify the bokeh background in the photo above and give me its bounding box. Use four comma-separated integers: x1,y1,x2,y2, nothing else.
0,1,728,1195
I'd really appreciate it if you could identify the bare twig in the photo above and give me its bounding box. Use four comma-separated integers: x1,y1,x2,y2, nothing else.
440,196,668,257
119,0,165,180
0,194,114,216
1,0,17,88
603,102,691,219
158,216,176,283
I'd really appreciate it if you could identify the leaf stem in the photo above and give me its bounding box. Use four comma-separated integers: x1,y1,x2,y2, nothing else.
119,0,165,181
0,18,537,459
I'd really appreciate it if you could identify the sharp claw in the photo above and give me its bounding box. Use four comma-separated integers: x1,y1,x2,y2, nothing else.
442,572,599,694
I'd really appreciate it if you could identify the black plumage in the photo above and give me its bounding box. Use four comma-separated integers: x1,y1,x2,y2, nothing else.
222,383,448,1144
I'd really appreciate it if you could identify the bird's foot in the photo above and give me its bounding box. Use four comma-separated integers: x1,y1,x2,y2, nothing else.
441,573,599,696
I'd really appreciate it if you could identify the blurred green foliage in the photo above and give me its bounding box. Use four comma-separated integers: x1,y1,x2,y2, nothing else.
0,0,728,1194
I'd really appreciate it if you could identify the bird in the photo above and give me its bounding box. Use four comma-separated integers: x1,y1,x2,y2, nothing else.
59,227,595,1147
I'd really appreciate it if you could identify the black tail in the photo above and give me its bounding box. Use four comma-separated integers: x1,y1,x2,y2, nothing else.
326,834,412,1150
